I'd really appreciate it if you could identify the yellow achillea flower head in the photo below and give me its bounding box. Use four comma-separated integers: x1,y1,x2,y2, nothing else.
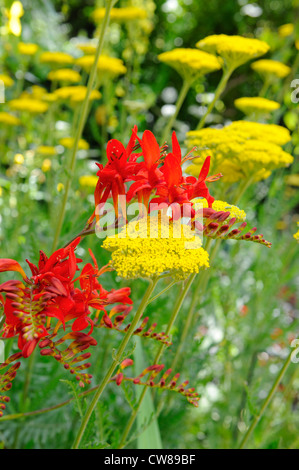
158,48,221,82
227,121,291,146
79,175,98,188
40,51,74,65
196,34,269,70
285,174,299,187
76,55,127,78
8,98,49,113
36,145,57,156
54,86,101,103
76,43,97,55
0,74,14,87
93,7,147,22
59,137,89,150
195,198,246,223
0,112,21,126
47,69,81,83
103,216,209,280
41,159,52,172
294,223,299,242
18,42,38,56
251,59,291,79
6,1,24,36
234,97,280,115
185,125,293,183
278,23,294,37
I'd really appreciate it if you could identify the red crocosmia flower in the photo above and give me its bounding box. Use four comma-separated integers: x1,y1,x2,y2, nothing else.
184,155,218,207
0,239,132,358
94,126,139,219
127,130,165,211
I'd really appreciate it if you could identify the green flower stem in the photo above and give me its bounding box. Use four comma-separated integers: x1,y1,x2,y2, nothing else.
160,79,192,146
232,174,255,205
146,280,177,306
118,273,196,449
169,238,213,372
196,66,235,130
72,277,158,449
51,0,115,252
239,350,293,449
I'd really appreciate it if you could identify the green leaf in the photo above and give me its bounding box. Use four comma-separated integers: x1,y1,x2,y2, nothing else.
134,337,163,449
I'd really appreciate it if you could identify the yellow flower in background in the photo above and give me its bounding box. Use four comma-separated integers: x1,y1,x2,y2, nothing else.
8,98,49,113
196,34,269,70
79,175,98,188
0,112,21,126
54,86,101,103
278,23,294,37
36,145,57,156
285,174,299,187
158,48,221,82
59,137,89,150
47,69,81,83
76,43,97,55
31,85,47,97
13,153,24,165
57,183,64,192
0,74,14,87
234,97,280,115
70,88,101,103
251,59,291,79
185,124,293,183
41,159,52,172
40,51,74,65
41,93,58,103
294,223,299,242
103,216,209,280
6,1,24,36
227,121,291,146
93,7,147,22
76,55,127,78
18,42,38,56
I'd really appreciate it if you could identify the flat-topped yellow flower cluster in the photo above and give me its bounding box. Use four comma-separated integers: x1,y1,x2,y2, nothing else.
158,48,222,82
186,121,293,183
103,216,210,280
196,34,270,69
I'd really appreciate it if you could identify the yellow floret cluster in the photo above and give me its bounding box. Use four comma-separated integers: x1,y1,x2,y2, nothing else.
158,48,221,82
8,98,49,114
54,86,101,103
40,51,74,65
76,55,127,77
293,223,299,242
251,59,291,79
93,7,147,22
196,34,269,69
234,97,280,115
103,216,210,280
185,121,293,183
47,69,81,83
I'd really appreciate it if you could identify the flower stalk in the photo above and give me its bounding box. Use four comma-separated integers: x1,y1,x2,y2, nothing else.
51,0,115,251
239,350,293,449
72,277,158,449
